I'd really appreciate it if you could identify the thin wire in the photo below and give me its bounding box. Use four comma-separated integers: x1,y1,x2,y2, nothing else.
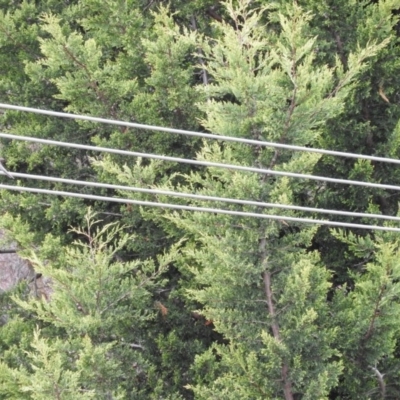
1,103,400,165
4,170,400,223
0,184,399,232
1,132,400,192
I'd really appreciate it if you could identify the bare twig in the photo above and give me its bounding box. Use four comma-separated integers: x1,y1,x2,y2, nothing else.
128,343,145,350
143,0,156,12
260,236,294,400
370,365,386,399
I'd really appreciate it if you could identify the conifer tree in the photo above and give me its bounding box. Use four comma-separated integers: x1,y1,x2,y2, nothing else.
2,0,400,398
0,1,218,397
0,0,206,246
0,209,181,399
98,1,400,397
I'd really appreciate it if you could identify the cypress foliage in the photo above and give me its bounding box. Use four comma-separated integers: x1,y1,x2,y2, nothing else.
1,0,400,398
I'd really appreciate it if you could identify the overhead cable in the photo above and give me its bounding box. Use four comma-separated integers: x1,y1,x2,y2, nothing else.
1,132,400,192
1,103,400,165
3,170,400,223
1,183,399,232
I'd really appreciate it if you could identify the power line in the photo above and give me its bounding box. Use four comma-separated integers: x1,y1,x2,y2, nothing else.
1,132,400,192
1,183,399,232
3,170,400,223
1,103,400,165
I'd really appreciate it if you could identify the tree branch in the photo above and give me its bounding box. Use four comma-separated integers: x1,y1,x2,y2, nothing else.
190,16,209,86
206,6,223,23
370,365,386,399
260,236,294,400
364,284,386,341
62,45,119,119
128,343,145,350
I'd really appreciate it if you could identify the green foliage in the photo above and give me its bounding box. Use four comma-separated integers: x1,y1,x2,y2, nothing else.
93,1,395,398
330,236,400,398
0,209,178,398
1,330,107,399
0,0,204,246
2,0,400,398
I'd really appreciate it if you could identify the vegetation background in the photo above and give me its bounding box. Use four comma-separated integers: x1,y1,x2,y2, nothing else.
1,0,400,398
